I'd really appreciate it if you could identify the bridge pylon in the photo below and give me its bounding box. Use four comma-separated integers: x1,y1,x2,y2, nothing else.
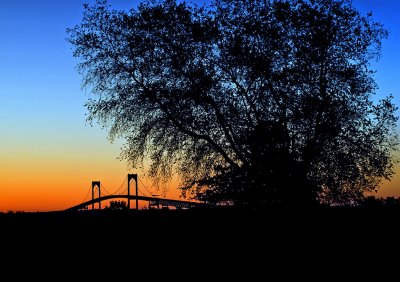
127,174,138,210
91,181,101,210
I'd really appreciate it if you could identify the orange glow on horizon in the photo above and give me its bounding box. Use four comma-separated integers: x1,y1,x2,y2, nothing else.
1,152,399,212
0,148,185,212
0,171,184,212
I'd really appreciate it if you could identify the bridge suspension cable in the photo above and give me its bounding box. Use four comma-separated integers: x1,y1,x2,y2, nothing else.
120,187,128,195
99,183,113,196
80,184,92,204
138,177,157,196
111,176,128,195
138,187,148,197
98,176,128,196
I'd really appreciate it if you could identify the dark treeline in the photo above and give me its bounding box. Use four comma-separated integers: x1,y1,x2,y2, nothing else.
3,194,400,215
359,195,400,208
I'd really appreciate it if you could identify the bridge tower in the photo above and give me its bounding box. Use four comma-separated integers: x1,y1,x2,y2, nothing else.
127,174,138,210
91,181,101,210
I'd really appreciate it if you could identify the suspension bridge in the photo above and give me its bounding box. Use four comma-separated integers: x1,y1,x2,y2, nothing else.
65,173,207,211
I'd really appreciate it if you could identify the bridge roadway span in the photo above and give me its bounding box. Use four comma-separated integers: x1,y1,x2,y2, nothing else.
65,194,206,211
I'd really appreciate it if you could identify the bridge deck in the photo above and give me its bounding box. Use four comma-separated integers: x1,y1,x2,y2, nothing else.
65,194,207,211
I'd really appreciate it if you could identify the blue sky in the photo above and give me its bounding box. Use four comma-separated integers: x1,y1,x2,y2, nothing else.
0,0,399,211
354,0,400,103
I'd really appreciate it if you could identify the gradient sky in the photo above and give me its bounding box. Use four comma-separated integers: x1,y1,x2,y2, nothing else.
0,0,399,212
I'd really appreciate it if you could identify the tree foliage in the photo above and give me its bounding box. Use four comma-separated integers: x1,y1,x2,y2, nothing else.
106,200,128,210
67,0,398,207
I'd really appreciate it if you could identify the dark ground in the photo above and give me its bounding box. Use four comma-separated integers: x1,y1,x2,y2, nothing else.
1,207,399,277
1,206,399,238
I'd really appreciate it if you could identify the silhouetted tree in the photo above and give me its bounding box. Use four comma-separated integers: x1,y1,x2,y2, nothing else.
383,196,400,207
106,200,128,210
360,195,384,208
67,0,398,207
360,196,400,208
